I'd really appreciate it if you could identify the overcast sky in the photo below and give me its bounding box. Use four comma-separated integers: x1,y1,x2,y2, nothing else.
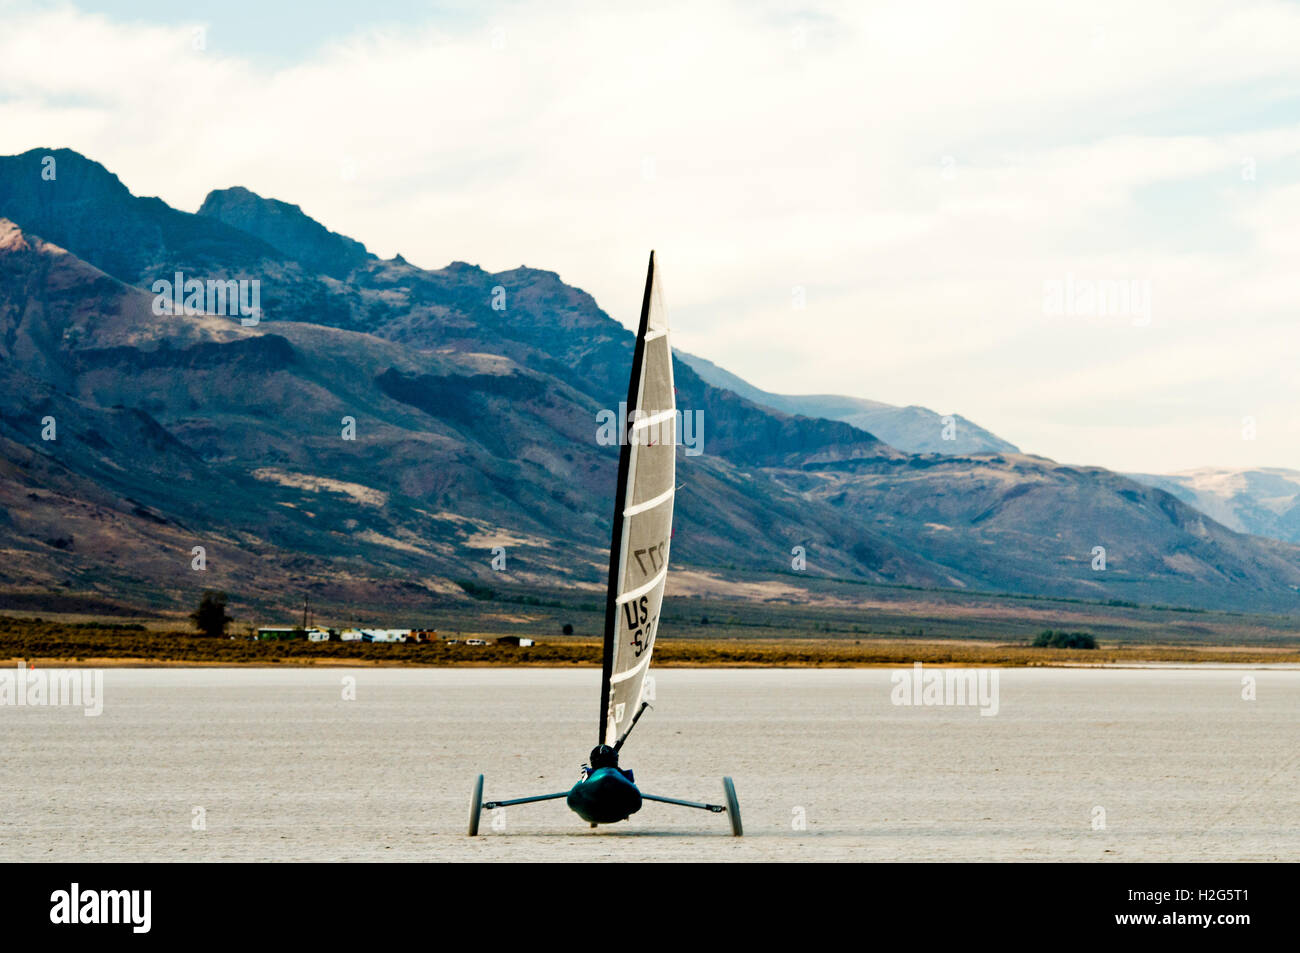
2,0,1299,474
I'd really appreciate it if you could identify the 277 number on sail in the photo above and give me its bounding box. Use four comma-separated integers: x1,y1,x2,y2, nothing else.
632,541,667,577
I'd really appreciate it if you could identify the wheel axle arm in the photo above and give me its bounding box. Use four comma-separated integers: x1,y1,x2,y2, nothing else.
482,792,569,809
642,793,726,813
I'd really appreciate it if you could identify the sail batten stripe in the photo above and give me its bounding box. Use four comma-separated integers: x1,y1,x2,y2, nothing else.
630,408,675,430
610,653,653,684
623,487,674,517
616,566,668,604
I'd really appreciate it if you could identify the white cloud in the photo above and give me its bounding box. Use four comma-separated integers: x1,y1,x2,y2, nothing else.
1,0,1299,472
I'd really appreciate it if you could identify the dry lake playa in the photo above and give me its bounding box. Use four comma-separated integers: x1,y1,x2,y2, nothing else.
1,667,1296,862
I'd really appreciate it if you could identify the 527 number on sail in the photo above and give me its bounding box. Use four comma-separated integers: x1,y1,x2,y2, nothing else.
622,596,659,658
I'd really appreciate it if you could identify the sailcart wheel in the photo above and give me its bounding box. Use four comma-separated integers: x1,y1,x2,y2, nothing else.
468,774,484,836
722,776,742,836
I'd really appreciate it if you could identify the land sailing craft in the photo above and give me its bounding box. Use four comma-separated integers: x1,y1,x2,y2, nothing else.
468,252,742,836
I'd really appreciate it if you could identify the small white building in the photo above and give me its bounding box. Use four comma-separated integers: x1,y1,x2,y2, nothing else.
339,629,364,642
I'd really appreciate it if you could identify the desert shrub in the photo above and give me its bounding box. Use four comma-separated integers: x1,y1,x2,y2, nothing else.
455,579,496,601
191,591,232,638
1032,630,1097,649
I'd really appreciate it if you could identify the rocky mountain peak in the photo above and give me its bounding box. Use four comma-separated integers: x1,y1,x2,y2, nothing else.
197,186,372,279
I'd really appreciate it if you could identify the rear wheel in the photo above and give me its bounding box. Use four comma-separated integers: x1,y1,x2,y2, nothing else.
722,776,742,836
468,774,484,836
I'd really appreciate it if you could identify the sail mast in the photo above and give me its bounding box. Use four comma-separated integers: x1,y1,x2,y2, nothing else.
599,251,657,744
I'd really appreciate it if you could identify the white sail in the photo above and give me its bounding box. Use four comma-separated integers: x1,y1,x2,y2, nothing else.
600,253,675,746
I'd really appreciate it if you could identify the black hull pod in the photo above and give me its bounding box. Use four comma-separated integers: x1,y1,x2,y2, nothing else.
567,767,643,824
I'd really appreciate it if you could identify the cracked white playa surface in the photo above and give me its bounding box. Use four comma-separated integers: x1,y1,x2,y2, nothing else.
1,667,1296,862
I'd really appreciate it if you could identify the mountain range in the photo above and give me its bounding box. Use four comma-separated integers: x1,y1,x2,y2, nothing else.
1126,468,1300,546
2,147,1299,616
680,355,1300,548
677,352,1018,456
679,351,1300,551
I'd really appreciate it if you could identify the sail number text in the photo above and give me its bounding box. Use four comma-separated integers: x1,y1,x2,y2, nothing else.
622,596,659,658
632,540,667,577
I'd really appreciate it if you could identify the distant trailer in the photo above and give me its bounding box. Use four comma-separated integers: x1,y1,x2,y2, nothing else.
306,628,331,643
257,627,302,641
497,636,535,647
465,638,488,646
410,629,439,643
339,629,364,642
